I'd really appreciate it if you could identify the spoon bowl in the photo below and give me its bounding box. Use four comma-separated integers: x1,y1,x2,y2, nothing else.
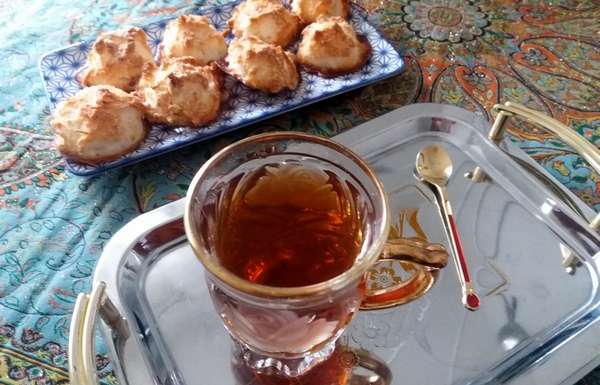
415,144,454,186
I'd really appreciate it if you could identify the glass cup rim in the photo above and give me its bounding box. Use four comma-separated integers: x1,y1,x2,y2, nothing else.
184,131,390,299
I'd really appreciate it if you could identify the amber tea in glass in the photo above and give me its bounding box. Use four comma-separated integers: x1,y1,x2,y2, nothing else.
216,163,363,288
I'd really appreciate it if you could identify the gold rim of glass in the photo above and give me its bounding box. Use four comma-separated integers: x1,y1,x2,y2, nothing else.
184,131,390,299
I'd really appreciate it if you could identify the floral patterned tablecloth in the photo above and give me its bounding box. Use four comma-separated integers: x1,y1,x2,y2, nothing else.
0,0,599,384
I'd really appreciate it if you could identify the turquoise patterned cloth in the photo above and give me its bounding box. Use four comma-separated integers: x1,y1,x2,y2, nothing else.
0,0,598,384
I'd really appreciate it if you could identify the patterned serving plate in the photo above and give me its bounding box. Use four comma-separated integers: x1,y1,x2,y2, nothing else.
38,2,404,176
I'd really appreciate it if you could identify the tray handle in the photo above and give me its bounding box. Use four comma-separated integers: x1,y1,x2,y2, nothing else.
69,282,129,385
468,101,600,272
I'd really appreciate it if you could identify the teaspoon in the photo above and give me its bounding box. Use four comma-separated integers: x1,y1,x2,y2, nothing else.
415,144,480,311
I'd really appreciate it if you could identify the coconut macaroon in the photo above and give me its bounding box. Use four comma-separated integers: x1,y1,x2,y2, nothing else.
228,0,301,47
50,86,147,163
297,16,371,76
80,27,155,92
160,15,227,65
137,57,223,126
225,36,299,93
291,0,350,24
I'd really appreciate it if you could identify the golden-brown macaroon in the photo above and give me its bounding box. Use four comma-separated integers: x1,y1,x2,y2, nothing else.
225,36,299,93
50,85,147,163
297,16,371,76
161,15,227,64
291,0,349,24
81,27,155,92
137,57,222,126
228,0,301,47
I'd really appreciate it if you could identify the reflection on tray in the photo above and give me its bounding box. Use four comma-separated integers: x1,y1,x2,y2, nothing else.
231,341,392,385
362,208,449,309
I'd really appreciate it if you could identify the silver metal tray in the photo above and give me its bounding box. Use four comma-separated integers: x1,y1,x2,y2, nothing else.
71,103,600,385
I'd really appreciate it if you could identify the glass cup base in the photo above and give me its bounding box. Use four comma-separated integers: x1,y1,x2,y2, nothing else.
232,340,337,377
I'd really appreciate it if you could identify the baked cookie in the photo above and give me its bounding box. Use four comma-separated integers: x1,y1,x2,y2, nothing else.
228,0,301,47
297,16,370,76
161,15,227,65
50,85,147,163
81,27,155,92
137,57,223,126
291,0,349,23
226,36,299,93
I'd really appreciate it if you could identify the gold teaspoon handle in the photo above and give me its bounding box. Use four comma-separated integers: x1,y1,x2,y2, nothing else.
427,182,480,311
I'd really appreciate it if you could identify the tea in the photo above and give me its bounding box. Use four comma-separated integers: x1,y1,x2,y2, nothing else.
216,163,363,287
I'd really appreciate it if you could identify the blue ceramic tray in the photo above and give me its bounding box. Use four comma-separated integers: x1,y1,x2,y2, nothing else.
38,2,404,176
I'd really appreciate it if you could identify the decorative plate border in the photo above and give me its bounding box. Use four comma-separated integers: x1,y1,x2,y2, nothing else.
39,2,404,176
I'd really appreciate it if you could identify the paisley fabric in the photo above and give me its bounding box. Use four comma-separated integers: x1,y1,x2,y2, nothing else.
0,0,599,384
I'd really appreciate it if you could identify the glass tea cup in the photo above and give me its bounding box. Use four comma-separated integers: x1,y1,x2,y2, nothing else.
184,132,443,377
